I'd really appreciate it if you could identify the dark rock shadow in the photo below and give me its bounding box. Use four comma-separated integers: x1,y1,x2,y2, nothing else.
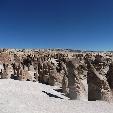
53,88,68,97
53,88,71,100
10,74,19,80
53,88,63,93
42,91,63,99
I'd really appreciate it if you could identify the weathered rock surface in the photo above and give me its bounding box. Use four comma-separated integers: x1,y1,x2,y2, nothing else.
0,48,113,102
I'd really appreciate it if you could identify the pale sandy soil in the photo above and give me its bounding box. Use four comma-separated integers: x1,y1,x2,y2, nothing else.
0,79,113,113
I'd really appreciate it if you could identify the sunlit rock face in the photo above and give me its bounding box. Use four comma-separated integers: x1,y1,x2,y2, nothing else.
65,59,87,100
87,60,113,102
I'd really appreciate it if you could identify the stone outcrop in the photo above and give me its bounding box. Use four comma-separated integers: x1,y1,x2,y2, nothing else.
66,59,87,100
0,49,113,102
106,62,113,90
87,60,112,102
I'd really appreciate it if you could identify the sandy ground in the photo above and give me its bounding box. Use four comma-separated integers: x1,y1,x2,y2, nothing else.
0,79,113,113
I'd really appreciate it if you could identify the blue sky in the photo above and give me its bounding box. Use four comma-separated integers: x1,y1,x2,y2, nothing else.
0,0,113,50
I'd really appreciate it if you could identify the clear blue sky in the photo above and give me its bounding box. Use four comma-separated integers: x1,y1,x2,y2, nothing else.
0,0,113,50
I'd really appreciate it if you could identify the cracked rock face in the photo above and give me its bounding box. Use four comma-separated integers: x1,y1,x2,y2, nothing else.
87,60,112,102
65,59,87,100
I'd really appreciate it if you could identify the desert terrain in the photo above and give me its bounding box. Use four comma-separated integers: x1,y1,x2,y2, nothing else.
0,48,113,113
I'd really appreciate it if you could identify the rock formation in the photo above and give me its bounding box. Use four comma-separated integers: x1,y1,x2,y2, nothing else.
87,60,112,102
0,48,113,102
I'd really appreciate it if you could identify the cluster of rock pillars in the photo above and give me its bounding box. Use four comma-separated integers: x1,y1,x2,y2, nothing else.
0,49,113,102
